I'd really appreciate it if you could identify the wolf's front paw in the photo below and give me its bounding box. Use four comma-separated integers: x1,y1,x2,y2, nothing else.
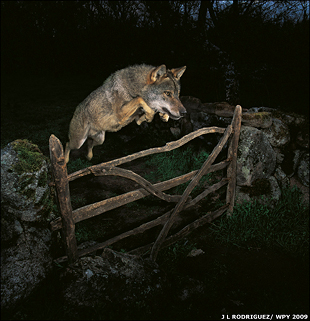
159,113,169,122
136,110,155,125
136,114,146,125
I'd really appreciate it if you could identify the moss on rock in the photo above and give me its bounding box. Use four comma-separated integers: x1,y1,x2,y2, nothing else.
11,139,47,174
3,139,56,221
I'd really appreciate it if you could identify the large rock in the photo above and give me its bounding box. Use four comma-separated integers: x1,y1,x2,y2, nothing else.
236,176,281,207
261,118,290,147
241,111,273,128
1,140,54,309
274,166,290,189
237,126,277,186
293,151,309,187
62,248,170,319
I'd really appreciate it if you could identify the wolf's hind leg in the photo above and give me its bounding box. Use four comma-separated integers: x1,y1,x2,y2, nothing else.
64,142,71,164
87,131,105,160
64,136,87,164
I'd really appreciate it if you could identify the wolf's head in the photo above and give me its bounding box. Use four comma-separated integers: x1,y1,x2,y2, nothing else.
142,65,187,120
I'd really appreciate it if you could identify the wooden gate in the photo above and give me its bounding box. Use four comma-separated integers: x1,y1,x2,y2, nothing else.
49,105,242,264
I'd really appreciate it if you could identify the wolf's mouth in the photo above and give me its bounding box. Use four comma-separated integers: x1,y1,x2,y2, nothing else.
162,107,181,120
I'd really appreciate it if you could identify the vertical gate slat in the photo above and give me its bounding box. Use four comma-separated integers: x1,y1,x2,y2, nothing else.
226,105,242,215
49,134,78,264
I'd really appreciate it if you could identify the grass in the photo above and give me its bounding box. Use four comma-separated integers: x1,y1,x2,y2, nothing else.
66,158,93,174
157,186,309,268
145,146,213,196
75,215,113,244
209,185,309,259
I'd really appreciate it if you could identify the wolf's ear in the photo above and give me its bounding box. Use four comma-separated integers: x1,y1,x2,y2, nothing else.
170,66,186,80
149,65,166,83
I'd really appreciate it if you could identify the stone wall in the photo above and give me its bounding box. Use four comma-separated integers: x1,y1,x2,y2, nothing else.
1,140,54,309
179,97,309,205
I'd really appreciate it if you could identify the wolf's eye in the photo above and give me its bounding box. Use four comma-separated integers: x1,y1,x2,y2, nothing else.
164,91,172,97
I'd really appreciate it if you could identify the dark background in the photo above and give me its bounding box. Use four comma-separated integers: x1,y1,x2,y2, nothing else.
1,0,309,115
1,3,309,319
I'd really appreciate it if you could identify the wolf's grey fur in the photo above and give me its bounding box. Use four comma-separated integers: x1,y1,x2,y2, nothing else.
64,64,186,163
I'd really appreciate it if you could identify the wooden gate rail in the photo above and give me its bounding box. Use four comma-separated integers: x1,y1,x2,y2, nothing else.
49,105,242,264
54,177,229,264
91,167,185,203
50,159,230,231
67,126,226,182
128,204,230,256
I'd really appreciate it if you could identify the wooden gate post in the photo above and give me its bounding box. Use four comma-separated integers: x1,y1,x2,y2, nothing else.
226,105,242,216
49,135,78,264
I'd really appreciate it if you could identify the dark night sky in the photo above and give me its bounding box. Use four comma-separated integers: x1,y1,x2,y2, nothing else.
1,1,309,114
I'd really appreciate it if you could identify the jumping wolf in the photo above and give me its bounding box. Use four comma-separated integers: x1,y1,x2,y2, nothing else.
64,64,187,163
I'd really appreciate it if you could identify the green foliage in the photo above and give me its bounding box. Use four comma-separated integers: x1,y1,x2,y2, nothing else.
145,146,211,195
209,186,309,258
75,226,94,244
70,195,87,209
75,216,113,244
66,158,93,174
145,146,208,181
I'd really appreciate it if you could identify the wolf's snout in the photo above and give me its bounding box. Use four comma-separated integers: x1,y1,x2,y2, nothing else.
179,105,187,117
